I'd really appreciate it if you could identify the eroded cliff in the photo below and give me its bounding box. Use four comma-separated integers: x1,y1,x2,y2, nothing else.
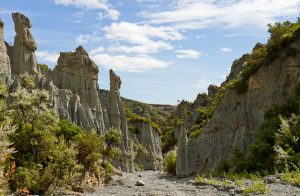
176,30,300,176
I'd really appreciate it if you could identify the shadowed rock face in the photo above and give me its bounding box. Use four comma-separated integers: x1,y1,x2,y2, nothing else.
129,121,163,171
109,69,134,172
0,18,11,83
176,36,300,176
11,12,38,75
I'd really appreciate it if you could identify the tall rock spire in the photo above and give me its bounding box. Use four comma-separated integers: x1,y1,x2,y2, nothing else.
11,12,38,75
109,69,133,172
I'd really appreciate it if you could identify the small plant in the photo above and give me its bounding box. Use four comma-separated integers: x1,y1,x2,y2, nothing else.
281,171,300,186
194,175,219,186
163,150,177,175
243,180,269,195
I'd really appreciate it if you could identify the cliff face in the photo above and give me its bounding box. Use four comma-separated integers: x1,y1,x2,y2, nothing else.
130,121,163,171
176,34,300,176
0,19,11,83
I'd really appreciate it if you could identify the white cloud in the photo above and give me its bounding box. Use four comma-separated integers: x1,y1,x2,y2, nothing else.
142,0,300,30
36,51,59,65
90,51,169,72
103,22,182,54
75,34,102,44
103,22,183,43
176,49,201,59
220,48,233,53
54,0,120,20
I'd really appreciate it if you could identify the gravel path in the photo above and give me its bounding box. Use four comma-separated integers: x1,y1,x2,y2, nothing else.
88,171,230,196
87,171,300,196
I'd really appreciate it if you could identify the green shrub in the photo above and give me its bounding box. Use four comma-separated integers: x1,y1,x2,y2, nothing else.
8,74,82,194
232,83,300,174
163,150,177,175
76,131,104,172
37,64,49,73
58,119,83,142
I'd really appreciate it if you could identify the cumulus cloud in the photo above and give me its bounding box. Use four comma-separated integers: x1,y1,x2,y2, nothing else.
176,49,201,59
90,50,169,72
54,0,120,20
142,0,300,30
103,22,182,54
104,22,182,44
36,51,59,65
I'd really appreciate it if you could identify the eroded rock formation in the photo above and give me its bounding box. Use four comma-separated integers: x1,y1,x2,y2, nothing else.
110,69,133,172
129,121,163,171
0,18,11,83
48,46,107,133
11,12,38,75
176,35,300,176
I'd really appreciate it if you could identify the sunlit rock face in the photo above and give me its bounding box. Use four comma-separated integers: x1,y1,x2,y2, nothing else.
49,46,107,134
11,12,38,75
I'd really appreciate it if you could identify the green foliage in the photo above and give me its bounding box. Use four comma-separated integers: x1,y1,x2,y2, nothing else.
8,74,82,194
37,64,49,73
161,116,183,153
0,82,15,194
126,107,161,134
58,120,83,142
163,149,177,175
273,115,300,171
76,131,104,172
231,83,300,174
243,180,269,195
101,128,122,162
281,171,300,186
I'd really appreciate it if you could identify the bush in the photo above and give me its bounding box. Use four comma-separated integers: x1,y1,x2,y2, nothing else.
163,150,177,175
76,131,104,172
58,119,83,142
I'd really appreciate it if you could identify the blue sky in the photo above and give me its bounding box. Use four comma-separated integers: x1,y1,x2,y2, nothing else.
1,0,300,104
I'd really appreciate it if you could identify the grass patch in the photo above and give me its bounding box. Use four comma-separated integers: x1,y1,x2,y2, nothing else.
281,171,300,186
243,180,269,195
